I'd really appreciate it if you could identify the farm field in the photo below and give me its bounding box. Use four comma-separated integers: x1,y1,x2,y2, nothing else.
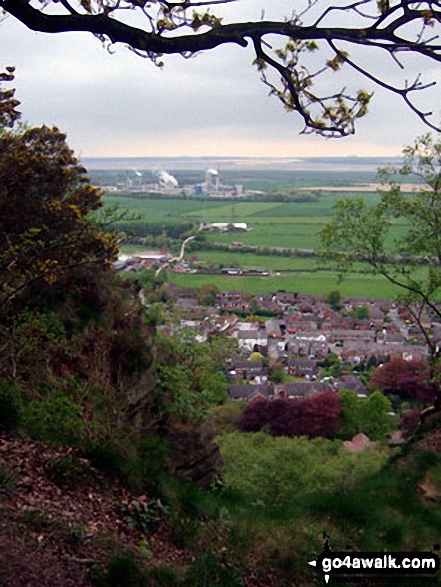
182,193,381,220
108,192,380,225
168,271,401,298
104,169,415,298
188,251,371,273
111,195,410,250
106,195,225,224
202,219,409,251
192,252,321,271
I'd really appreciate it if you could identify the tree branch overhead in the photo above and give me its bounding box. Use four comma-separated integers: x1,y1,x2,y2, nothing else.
2,0,441,135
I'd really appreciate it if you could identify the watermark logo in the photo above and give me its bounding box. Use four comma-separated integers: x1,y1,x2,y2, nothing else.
308,533,440,585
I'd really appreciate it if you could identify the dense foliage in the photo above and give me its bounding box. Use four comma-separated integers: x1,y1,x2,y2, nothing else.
219,431,389,507
0,71,154,470
240,392,341,439
0,70,119,321
370,358,436,403
321,134,441,415
155,332,230,422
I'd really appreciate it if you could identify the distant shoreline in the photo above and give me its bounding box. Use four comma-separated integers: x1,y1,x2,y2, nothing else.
81,156,403,172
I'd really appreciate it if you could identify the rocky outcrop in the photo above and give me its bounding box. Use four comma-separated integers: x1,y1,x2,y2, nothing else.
166,417,222,488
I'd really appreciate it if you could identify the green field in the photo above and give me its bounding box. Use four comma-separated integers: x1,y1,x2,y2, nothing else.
193,252,319,271
168,271,401,298
111,194,409,253
202,221,409,252
190,251,373,273
205,223,324,250
183,193,384,220
108,191,413,298
107,195,225,224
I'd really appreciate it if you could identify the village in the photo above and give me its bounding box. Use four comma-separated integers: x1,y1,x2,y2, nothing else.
154,285,439,407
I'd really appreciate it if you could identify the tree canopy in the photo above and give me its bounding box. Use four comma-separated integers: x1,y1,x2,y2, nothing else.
0,119,119,310
2,0,441,135
320,133,441,413
369,357,436,403
240,391,342,438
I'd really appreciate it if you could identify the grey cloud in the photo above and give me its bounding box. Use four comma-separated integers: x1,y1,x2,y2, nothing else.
2,4,438,157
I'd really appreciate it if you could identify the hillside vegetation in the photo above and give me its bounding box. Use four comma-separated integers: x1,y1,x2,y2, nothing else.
2,69,441,587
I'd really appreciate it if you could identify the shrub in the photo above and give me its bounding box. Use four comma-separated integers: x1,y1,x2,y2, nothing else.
219,432,389,507
118,498,170,533
210,404,242,435
143,566,181,586
94,554,144,587
86,440,132,481
22,395,85,445
183,554,243,587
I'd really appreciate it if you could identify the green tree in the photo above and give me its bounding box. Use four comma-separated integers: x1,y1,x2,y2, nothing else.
359,391,395,441
249,297,259,315
155,332,229,422
367,355,378,371
338,389,360,440
198,283,218,307
0,70,119,314
352,305,370,321
269,367,284,384
320,134,441,415
3,2,441,136
319,352,342,378
326,290,342,311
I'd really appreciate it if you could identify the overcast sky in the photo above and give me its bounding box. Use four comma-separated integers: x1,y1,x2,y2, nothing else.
2,1,441,159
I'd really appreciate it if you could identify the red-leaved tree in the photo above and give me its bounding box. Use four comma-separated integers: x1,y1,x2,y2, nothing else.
369,358,435,403
240,392,341,439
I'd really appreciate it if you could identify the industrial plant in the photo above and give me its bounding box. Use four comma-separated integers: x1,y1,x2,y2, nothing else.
103,167,251,198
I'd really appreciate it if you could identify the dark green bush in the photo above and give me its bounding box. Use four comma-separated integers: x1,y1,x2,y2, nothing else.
0,381,22,432
118,498,170,533
86,440,131,480
143,566,181,586
92,554,144,587
22,395,85,445
183,554,243,587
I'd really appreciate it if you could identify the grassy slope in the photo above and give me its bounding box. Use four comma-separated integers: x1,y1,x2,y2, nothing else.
4,424,441,587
